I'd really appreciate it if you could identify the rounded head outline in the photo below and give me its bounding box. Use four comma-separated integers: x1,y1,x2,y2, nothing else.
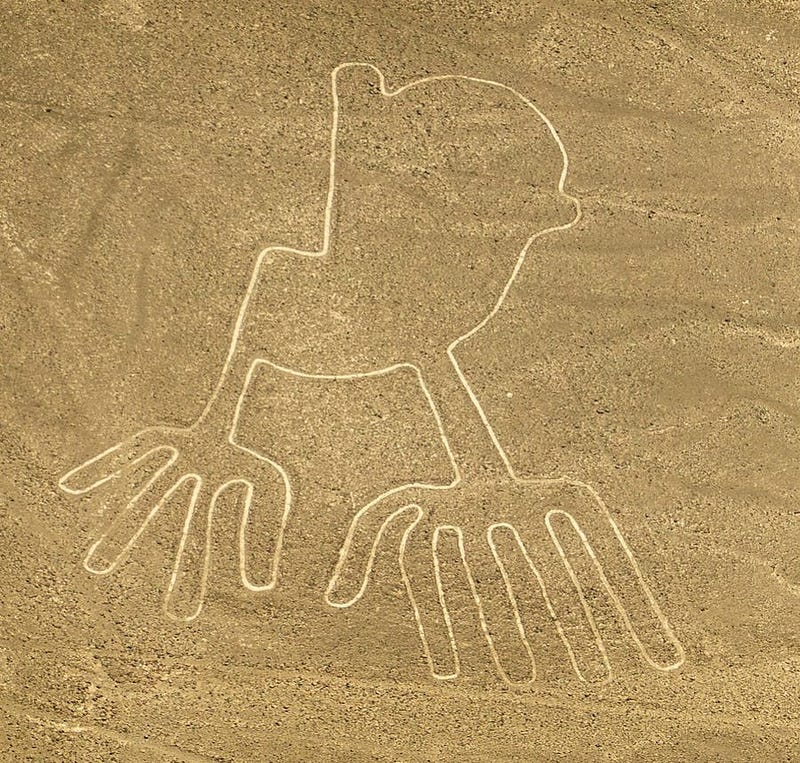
324,62,582,350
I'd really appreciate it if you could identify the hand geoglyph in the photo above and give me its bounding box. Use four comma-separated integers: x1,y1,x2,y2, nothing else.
59,63,685,684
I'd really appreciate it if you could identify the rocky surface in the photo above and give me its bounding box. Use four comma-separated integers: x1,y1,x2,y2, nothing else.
2,1,799,760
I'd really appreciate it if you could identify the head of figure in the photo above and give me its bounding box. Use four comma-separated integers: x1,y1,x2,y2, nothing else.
328,63,580,358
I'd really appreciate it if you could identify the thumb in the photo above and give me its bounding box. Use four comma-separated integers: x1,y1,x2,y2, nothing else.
325,490,421,608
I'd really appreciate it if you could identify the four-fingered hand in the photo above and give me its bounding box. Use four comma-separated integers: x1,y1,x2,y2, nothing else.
325,477,684,685
59,424,291,621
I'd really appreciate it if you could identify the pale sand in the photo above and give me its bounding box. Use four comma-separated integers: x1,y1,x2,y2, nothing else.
2,1,800,760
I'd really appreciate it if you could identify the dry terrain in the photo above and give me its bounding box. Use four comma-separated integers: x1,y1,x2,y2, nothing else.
2,1,800,760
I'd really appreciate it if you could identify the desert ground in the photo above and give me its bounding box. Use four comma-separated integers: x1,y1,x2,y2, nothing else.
2,1,800,760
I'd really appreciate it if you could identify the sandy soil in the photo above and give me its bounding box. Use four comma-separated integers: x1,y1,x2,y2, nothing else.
2,1,800,760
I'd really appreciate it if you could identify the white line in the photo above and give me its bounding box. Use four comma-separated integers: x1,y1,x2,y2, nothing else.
60,63,685,682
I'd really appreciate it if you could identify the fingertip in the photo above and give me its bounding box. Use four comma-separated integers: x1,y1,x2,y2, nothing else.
163,593,204,623
576,657,612,685
59,464,116,495
83,539,118,575
323,573,362,609
637,625,687,673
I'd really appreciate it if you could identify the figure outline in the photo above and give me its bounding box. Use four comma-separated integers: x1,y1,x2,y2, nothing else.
60,62,686,683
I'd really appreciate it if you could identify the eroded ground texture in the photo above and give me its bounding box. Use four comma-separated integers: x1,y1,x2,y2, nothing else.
2,1,800,760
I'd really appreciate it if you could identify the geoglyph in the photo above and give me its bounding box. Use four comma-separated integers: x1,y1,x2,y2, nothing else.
59,63,685,685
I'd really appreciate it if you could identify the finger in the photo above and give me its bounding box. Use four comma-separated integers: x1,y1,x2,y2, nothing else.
239,468,292,592
164,476,220,622
212,481,257,603
400,516,459,680
83,457,186,575
466,533,535,685
59,430,174,494
545,482,685,671
487,522,562,683
325,489,420,607
490,521,610,684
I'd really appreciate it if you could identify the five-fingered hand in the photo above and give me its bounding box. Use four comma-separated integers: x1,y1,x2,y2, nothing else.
325,477,684,685
59,425,291,621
